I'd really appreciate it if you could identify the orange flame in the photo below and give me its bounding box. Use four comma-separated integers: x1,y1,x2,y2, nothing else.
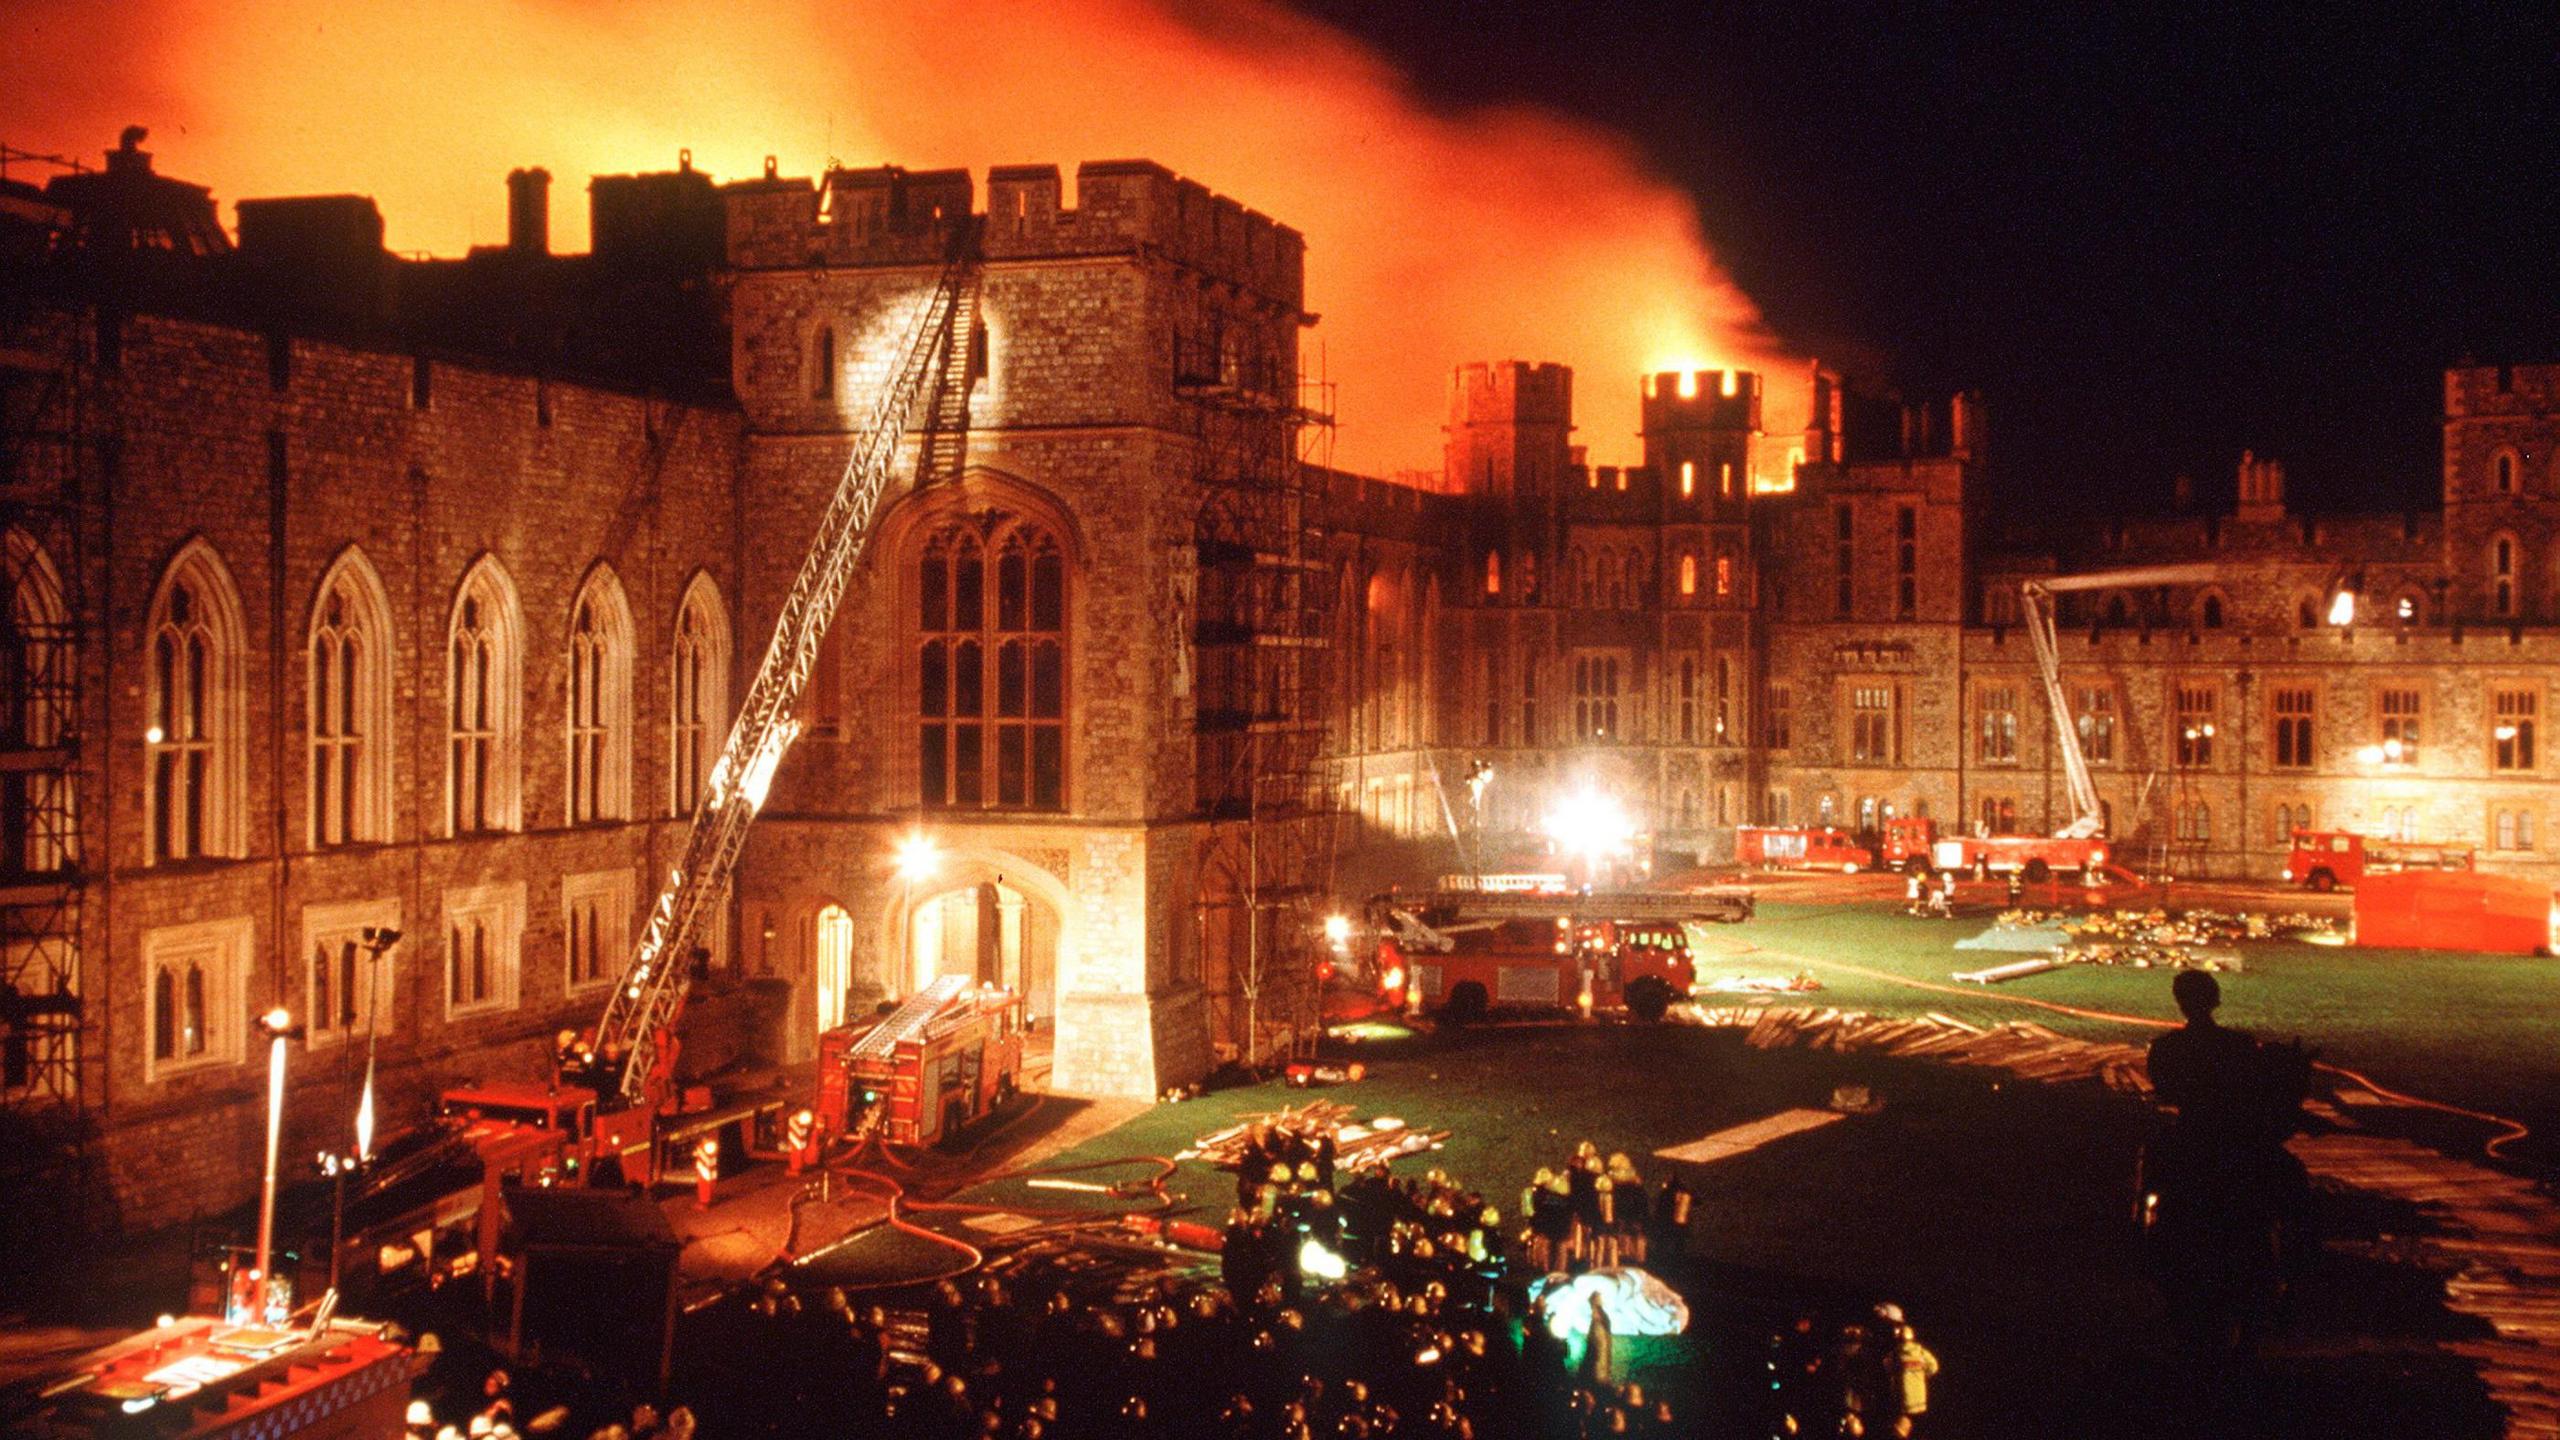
6,0,1799,471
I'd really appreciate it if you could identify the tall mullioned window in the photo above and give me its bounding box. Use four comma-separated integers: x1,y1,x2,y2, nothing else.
1976,685,2019,764
1895,506,1917,620
669,577,730,815
1849,684,1898,764
448,560,522,835
2494,686,2538,772
1571,653,1621,742
1832,505,1854,618
146,542,246,863
2377,687,2421,765
919,518,1066,810
564,570,635,825
308,555,392,848
2174,683,2217,768
2271,686,2315,770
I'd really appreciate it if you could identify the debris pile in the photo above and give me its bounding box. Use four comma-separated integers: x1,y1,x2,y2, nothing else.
1180,1100,1449,1174
1980,906,2342,974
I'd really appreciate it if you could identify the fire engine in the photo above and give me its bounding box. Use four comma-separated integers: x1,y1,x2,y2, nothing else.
1382,896,1699,1019
1735,825,1872,873
1736,817,1938,873
435,261,980,1185
817,974,1026,1146
2285,830,2475,891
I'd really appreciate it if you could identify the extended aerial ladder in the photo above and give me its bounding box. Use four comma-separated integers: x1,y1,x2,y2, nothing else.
2018,564,2216,839
588,259,978,1110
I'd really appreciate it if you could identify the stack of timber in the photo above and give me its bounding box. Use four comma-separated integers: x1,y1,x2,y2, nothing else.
2291,1133,2560,1438
1717,1004,2156,1097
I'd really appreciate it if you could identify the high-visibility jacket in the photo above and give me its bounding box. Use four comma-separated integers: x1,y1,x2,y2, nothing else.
1897,1339,1939,1415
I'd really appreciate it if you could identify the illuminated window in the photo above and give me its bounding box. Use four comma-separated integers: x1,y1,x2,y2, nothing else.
562,870,633,994
1484,550,1502,597
145,541,247,863
448,558,523,835
303,899,397,1046
669,575,731,815
1720,461,1735,499
1714,656,1732,742
2174,683,2217,767
308,553,393,848
144,917,251,1080
1715,554,1733,598
444,883,525,1018
1975,684,2019,764
2494,686,2538,771
2271,686,2315,769
2378,687,2421,764
2494,807,2537,851
1679,553,1697,597
1848,683,1899,764
2073,684,2117,764
2,529,72,877
1571,652,1622,742
918,516,1067,811
1680,461,1695,498
565,568,635,825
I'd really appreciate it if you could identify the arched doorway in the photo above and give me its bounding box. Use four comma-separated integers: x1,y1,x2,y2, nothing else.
905,878,1059,1020
813,904,854,1035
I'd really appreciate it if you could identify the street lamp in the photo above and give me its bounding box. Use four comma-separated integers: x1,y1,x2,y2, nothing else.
251,1006,302,1326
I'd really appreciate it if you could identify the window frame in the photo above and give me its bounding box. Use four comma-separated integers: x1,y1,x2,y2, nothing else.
307,550,395,849
561,869,636,997
2173,680,2219,769
2375,684,2423,767
143,915,253,1082
2492,681,2540,774
669,574,733,817
301,898,399,1048
446,557,524,835
1974,681,2021,766
565,566,637,826
144,539,249,863
912,507,1071,813
2269,683,2317,771
442,882,526,1020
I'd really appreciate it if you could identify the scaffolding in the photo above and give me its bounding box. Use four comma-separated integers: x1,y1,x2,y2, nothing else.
0,158,93,1201
1178,318,1339,1066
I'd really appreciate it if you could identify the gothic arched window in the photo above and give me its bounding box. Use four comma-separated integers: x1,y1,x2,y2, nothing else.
145,540,249,862
566,567,636,824
669,574,732,815
448,558,524,834
918,516,1067,810
308,550,394,847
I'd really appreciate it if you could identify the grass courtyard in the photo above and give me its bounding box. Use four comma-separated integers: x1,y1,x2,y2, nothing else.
927,897,2551,1437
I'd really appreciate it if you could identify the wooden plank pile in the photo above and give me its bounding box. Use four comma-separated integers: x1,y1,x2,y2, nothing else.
1181,1100,1451,1174
2291,1133,2560,1438
1717,1004,2157,1097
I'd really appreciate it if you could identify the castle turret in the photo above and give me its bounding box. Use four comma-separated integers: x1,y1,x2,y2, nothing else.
1642,369,1760,514
1446,361,1573,500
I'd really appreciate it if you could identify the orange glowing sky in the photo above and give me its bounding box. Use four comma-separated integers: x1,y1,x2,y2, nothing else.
6,0,1798,473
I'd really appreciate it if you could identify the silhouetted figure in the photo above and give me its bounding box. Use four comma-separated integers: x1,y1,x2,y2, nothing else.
2141,970,2314,1375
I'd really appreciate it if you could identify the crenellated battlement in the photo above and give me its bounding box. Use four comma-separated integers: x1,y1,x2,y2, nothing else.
2446,362,2560,418
724,158,1303,309
1642,370,1761,432
1449,361,1574,426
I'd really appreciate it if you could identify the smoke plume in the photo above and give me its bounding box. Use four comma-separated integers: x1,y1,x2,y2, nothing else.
7,0,1793,471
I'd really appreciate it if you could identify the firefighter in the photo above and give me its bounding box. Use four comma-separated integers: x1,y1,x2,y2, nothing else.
785,1107,820,1177
692,1134,720,1209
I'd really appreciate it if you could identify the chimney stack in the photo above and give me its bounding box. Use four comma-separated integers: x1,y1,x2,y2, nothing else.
506,167,551,254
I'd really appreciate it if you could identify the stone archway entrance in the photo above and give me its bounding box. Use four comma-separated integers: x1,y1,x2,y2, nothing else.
905,877,1060,1020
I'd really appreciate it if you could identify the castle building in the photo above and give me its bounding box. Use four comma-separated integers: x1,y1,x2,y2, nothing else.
2,137,2552,1236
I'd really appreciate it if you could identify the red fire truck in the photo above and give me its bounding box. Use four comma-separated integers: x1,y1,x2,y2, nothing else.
1735,825,1873,873
2285,830,2476,891
817,975,1027,1147
1930,830,2114,884
1378,913,1697,1022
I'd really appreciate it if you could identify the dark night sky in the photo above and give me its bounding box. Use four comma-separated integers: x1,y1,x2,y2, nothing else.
1298,1,2560,514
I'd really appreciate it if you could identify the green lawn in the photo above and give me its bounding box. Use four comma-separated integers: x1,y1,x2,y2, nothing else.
1716,902,2560,1163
